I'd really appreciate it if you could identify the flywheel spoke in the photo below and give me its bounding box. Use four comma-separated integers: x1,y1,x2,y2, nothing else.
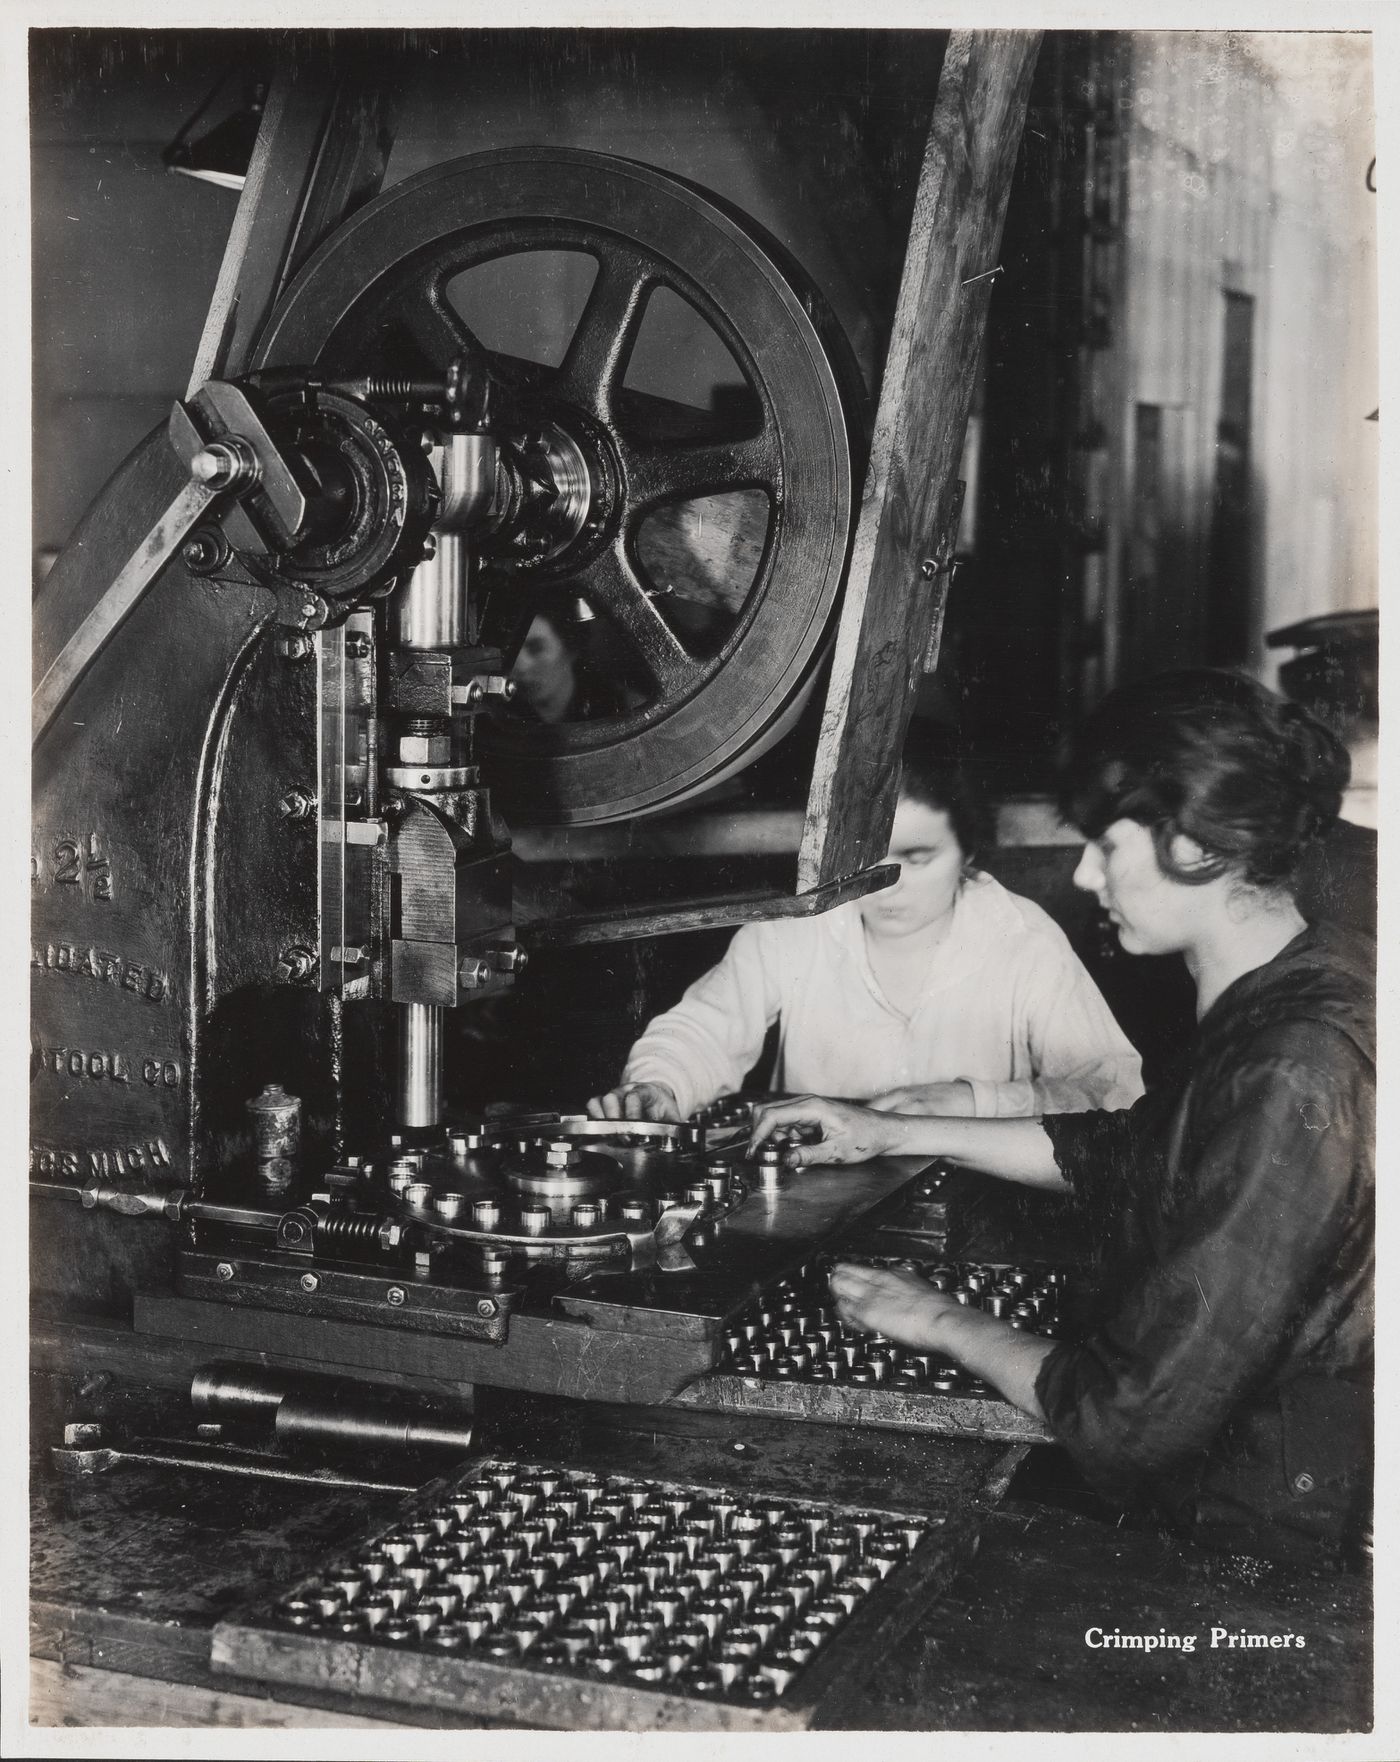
581,542,702,698
553,252,653,422
397,281,480,368
624,430,780,516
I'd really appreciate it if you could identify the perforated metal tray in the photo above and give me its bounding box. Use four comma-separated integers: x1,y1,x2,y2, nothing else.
212,1453,977,1730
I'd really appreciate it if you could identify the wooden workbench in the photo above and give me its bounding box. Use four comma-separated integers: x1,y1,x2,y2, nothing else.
29,1380,1370,1733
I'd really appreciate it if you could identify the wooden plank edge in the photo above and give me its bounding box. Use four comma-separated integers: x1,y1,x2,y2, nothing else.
208,1623,805,1733
671,1373,1049,1443
28,1655,393,1731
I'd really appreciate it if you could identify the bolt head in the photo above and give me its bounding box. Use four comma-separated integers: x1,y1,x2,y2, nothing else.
386,1285,407,1307
183,533,224,573
299,1272,320,1294
276,945,316,983
458,958,491,989
476,1298,498,1318
278,632,315,661
216,1261,235,1281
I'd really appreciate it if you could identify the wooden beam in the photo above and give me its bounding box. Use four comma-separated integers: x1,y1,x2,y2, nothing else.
188,73,397,393
799,31,1042,891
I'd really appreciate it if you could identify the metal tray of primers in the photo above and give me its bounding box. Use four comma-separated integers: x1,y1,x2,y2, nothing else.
211,1454,977,1730
673,1256,1076,1442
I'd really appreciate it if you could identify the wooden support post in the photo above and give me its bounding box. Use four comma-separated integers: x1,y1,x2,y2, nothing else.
799,30,1041,892
189,73,398,392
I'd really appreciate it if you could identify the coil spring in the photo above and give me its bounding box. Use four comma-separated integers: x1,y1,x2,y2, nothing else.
315,1213,387,1251
362,376,422,400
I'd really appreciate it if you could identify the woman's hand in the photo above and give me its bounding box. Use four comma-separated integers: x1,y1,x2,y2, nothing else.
748,1095,908,1166
867,1080,976,1117
831,1262,1053,1419
827,1262,960,1351
586,1081,681,1122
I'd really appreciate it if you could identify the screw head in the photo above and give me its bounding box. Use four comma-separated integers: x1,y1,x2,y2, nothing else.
276,945,316,983
386,1286,407,1307
476,1299,498,1319
277,632,315,662
182,531,227,574
1293,1472,1316,1495
299,1272,320,1294
216,1261,235,1282
278,789,316,822
459,957,492,989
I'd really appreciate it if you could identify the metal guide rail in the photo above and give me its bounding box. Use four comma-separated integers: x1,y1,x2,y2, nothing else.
211,1453,974,1731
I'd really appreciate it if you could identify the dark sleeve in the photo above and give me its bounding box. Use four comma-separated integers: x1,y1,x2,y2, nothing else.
1041,1091,1162,1216
1035,1027,1372,1489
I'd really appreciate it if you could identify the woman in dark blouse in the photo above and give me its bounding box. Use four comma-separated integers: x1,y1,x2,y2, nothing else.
751,671,1374,1561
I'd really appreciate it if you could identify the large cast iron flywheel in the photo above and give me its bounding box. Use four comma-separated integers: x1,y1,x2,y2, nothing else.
255,148,861,824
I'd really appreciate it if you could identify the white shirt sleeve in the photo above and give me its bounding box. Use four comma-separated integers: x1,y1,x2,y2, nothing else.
963,927,1144,1117
620,922,789,1119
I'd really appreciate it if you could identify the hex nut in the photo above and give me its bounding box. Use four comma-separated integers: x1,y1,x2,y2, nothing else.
398,734,451,766
386,1286,407,1307
216,1261,235,1281
477,1299,498,1319
299,1273,320,1294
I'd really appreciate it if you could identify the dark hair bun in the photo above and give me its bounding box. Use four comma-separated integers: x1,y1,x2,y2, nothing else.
1277,700,1350,828
1061,670,1350,891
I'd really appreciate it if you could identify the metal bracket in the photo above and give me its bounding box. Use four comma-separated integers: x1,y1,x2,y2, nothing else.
168,380,309,550
922,478,965,674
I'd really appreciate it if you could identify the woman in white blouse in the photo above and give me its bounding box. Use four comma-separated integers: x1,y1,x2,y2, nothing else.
588,722,1143,1123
